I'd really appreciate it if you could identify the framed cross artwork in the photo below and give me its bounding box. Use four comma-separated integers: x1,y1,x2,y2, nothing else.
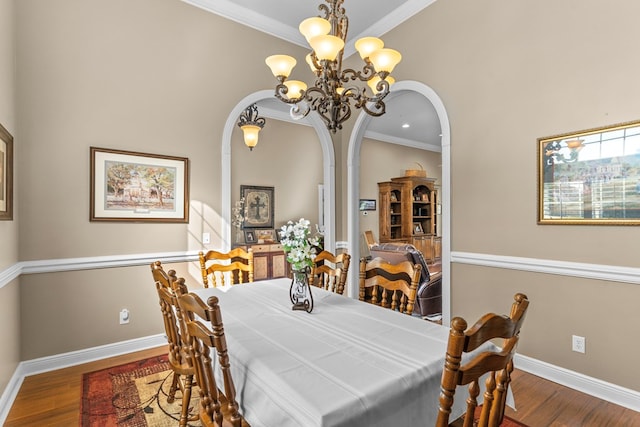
241,185,274,229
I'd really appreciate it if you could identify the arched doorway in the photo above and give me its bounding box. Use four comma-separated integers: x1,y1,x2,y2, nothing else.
346,80,452,323
221,90,337,253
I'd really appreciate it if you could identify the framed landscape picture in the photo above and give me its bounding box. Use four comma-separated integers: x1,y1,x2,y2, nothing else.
538,120,640,225
241,185,274,229
0,122,13,221
90,147,189,222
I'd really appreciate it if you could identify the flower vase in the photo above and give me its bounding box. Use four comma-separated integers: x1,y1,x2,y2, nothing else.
290,267,313,313
235,229,244,244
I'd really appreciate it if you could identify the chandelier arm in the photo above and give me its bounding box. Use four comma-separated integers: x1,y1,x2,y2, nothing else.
341,64,378,83
274,83,308,105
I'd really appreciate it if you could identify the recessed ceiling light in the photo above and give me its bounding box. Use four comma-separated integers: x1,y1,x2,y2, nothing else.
402,123,410,128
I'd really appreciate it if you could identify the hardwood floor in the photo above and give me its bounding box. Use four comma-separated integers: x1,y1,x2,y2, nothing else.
5,345,640,426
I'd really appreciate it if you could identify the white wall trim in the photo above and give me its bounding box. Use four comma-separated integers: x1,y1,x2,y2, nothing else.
0,334,167,425
452,251,640,285
514,353,640,412
0,251,200,289
3,251,640,290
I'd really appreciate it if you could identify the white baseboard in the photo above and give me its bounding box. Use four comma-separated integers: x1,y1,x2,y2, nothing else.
515,353,640,412
0,334,166,425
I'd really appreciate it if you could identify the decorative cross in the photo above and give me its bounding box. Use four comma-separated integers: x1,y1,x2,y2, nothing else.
250,195,266,220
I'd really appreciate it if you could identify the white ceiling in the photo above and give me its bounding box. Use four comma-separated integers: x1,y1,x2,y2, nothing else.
181,0,442,149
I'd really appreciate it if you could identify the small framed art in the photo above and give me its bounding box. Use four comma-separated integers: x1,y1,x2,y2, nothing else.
359,199,377,211
256,229,276,243
244,230,257,244
90,147,189,222
413,222,424,235
241,185,274,229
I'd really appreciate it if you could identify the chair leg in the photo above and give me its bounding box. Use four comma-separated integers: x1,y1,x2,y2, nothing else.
179,374,194,427
167,371,180,403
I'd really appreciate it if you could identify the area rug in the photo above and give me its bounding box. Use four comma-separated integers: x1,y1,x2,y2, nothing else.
454,406,528,427
80,354,201,427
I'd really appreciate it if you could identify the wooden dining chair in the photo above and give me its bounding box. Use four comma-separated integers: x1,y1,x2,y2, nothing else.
358,256,421,315
173,278,245,427
309,250,351,295
199,248,254,288
150,261,196,427
363,230,377,249
436,293,530,427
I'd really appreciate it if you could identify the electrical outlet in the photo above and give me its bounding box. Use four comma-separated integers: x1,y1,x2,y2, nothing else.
572,335,585,353
119,309,130,325
202,232,211,244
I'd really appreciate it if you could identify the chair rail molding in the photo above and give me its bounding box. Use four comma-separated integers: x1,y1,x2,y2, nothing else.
3,251,640,290
452,251,640,285
0,251,200,289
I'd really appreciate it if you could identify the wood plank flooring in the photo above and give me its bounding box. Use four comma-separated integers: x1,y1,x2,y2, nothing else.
5,345,640,426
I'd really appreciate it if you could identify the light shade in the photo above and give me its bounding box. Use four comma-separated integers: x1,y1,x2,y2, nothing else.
566,139,584,149
265,55,297,78
241,125,261,150
355,37,384,60
309,35,345,61
367,76,395,94
284,80,307,99
305,53,318,73
299,17,331,42
369,48,402,74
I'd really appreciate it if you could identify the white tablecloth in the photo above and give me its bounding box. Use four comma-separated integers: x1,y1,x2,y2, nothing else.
191,279,480,427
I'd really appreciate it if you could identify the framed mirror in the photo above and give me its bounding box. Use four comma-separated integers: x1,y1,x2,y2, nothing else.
538,119,640,224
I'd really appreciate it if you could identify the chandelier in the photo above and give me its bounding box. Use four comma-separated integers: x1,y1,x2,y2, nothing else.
545,139,584,164
237,104,266,151
265,0,402,133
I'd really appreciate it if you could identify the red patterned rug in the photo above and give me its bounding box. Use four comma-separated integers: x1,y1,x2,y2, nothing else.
454,406,528,427
80,354,200,426
81,355,526,427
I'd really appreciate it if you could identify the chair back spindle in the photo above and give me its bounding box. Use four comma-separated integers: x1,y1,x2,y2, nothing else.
358,257,421,315
309,250,351,295
199,248,254,288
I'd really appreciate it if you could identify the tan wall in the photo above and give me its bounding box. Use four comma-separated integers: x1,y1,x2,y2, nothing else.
14,0,312,359
0,0,21,394
231,120,323,235
383,0,640,390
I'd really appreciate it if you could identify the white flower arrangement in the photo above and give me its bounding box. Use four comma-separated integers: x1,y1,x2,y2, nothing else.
231,197,247,230
279,218,322,271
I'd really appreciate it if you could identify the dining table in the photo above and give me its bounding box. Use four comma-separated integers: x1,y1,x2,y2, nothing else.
191,278,504,427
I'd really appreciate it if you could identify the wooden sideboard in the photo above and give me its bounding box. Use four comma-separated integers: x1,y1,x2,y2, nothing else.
238,243,290,280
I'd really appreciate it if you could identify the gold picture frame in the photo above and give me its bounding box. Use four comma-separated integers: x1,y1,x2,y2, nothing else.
538,119,640,225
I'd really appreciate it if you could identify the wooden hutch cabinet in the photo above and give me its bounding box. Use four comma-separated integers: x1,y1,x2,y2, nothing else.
378,175,441,263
